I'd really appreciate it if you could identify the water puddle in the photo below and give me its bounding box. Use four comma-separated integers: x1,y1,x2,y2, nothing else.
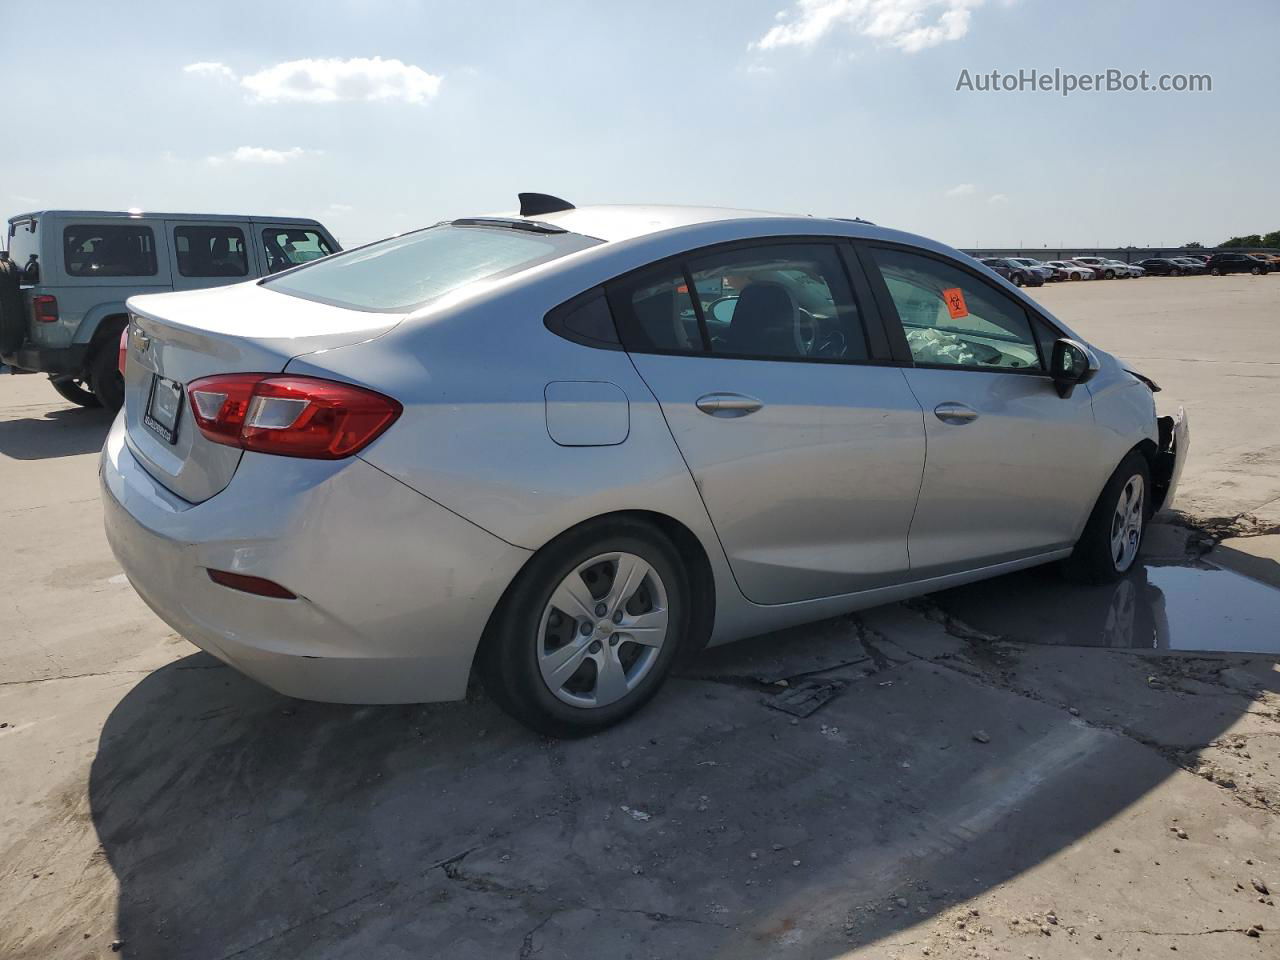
931,561,1280,654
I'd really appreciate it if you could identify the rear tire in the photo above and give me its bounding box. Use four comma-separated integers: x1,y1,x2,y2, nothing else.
481,518,690,737
0,258,25,356
88,342,125,411
1062,451,1151,584
49,375,102,408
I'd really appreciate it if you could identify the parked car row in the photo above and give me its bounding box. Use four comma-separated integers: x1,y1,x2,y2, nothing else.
976,251,1278,283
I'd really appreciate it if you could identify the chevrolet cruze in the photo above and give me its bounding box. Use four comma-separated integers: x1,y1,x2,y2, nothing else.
102,195,1187,735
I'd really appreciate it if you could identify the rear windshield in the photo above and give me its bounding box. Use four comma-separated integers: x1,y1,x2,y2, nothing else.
262,223,600,312
7,218,38,267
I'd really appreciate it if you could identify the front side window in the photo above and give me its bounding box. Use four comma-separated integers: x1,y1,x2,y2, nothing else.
871,247,1043,371
262,228,335,274
64,225,157,277
264,224,600,312
175,226,248,277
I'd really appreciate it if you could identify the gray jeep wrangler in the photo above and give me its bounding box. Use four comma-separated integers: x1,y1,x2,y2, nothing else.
0,210,340,410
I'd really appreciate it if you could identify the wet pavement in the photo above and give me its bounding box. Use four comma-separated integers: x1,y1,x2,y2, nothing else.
933,559,1280,654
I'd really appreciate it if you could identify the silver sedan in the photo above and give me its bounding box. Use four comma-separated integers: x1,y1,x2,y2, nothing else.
102,198,1188,735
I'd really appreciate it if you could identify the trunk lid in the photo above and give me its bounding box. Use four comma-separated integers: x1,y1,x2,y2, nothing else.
123,280,400,503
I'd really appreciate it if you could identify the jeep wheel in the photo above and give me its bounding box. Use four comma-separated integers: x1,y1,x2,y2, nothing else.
0,258,25,356
49,375,102,408
88,343,125,411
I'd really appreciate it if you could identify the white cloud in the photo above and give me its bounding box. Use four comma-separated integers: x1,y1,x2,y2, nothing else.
184,61,236,81
945,183,977,198
988,193,1009,203
206,146,314,166
240,57,442,104
752,0,985,54
326,203,354,214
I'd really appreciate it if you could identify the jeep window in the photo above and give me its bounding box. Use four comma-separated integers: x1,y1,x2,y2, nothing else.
64,225,158,277
262,228,335,274
175,226,248,278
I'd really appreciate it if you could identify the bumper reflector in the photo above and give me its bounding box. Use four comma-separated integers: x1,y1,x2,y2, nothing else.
207,569,297,599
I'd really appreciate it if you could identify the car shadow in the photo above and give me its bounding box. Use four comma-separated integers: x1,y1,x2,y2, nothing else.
80,585,1267,959
0,403,113,460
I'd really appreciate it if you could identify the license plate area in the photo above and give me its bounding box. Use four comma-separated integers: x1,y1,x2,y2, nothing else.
144,375,184,445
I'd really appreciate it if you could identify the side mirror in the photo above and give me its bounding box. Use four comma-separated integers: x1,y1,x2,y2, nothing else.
1050,338,1098,398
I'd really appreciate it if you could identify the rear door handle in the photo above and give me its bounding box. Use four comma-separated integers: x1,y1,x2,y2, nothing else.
696,393,763,417
934,402,979,425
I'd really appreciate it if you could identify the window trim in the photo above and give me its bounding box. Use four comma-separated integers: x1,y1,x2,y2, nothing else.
854,239,1067,378
173,224,249,279
604,235,898,367
62,223,159,278
543,286,624,351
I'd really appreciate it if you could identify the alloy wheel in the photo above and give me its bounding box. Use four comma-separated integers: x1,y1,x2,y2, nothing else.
537,552,670,709
1110,474,1145,573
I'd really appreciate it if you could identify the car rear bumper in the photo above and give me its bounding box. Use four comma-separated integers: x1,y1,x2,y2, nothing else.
101,415,531,703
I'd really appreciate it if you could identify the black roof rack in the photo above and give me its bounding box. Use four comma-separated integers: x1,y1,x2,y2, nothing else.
518,193,575,217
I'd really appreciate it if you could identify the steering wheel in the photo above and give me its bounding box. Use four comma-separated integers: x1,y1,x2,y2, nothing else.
793,308,819,356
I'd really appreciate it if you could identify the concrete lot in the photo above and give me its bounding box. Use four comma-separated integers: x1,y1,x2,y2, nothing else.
1,276,1278,959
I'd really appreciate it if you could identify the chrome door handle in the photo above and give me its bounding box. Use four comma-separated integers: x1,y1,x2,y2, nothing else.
696,393,763,417
934,402,979,424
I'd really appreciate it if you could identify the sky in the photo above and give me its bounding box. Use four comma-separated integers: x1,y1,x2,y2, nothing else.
2,0,1278,249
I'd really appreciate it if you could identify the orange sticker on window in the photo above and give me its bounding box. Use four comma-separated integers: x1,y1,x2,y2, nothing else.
941,287,968,320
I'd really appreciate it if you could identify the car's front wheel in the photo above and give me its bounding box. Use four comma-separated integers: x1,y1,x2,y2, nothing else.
482,518,688,737
1063,451,1151,584
1251,265,1262,275
1210,267,1222,276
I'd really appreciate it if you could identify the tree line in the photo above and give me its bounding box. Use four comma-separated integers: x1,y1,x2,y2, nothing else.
1190,230,1280,249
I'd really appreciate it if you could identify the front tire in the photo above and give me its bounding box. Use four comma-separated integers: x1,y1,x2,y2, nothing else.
1210,267,1222,276
1063,452,1151,584
1251,265,1261,275
481,518,689,737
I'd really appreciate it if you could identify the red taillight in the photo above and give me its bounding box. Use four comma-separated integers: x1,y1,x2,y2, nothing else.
118,329,128,374
186,374,401,459
207,569,297,599
32,294,58,323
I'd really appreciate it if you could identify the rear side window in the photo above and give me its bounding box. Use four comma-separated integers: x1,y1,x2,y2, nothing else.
687,243,867,361
64,225,157,277
264,224,600,312
611,241,868,363
175,226,248,278
870,247,1043,371
262,228,335,274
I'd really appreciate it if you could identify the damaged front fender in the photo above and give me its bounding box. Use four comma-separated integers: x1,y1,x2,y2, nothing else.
1152,406,1189,513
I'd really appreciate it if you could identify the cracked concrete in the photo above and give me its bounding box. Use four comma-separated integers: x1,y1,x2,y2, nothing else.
3,279,1280,959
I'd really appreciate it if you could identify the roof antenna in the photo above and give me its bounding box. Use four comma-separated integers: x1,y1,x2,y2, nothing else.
519,192,575,217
